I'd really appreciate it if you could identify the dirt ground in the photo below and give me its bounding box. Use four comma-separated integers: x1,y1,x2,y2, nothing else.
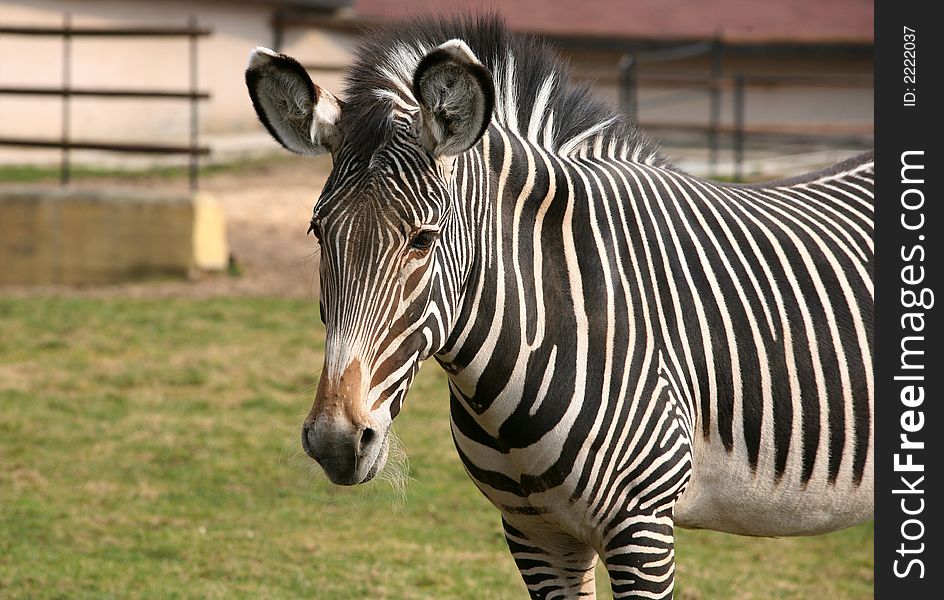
1,155,331,300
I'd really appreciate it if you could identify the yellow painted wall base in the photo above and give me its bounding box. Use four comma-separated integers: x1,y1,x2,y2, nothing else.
0,187,228,285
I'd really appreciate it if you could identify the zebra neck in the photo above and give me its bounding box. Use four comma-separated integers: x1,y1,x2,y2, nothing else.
437,127,643,434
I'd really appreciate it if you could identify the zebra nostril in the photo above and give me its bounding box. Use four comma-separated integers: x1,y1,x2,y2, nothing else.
361,427,377,449
301,423,316,459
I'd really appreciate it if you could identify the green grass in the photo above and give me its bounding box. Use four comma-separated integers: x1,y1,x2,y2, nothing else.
0,297,873,599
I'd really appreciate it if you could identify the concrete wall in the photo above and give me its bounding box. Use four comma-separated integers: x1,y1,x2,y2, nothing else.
0,187,228,284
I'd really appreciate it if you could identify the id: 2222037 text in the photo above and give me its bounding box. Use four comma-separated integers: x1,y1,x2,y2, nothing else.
903,26,916,107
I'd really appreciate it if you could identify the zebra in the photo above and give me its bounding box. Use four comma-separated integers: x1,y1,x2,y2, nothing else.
245,16,873,599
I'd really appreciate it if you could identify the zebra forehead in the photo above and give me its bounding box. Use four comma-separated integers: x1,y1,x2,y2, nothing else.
316,168,446,224
315,153,450,232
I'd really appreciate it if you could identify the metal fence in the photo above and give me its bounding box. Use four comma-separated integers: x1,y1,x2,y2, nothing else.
0,15,212,189
616,47,873,181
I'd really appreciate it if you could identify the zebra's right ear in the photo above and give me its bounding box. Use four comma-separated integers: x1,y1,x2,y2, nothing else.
412,40,495,157
245,47,343,156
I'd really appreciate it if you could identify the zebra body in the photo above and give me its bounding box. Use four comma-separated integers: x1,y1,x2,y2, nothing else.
444,139,873,540
246,16,873,598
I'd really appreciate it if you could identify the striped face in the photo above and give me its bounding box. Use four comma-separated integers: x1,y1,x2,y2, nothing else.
302,136,460,484
246,41,494,484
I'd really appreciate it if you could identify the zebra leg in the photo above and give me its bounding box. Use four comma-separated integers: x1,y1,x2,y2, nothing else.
602,510,676,599
502,517,598,599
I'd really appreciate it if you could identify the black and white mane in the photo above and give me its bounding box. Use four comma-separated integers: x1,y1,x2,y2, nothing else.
339,15,668,165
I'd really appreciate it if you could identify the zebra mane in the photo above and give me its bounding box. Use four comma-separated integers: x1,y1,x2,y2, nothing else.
340,14,668,165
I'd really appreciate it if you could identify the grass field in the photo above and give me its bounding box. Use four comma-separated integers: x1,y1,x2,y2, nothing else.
0,297,873,599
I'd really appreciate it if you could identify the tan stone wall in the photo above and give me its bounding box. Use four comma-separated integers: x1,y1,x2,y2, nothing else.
0,187,228,284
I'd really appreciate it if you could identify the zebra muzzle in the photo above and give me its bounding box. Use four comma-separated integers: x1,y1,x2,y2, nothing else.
301,416,385,485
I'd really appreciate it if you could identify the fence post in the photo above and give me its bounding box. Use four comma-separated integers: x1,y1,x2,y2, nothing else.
619,53,638,121
733,74,745,182
188,15,199,191
61,12,71,186
272,9,285,51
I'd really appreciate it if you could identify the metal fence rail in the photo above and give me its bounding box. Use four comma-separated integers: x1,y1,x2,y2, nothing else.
0,15,212,189
617,52,873,181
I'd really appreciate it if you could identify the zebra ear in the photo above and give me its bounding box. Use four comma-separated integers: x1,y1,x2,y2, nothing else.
412,40,495,157
245,47,343,156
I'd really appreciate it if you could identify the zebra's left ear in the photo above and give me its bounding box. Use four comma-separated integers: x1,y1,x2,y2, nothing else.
412,40,495,157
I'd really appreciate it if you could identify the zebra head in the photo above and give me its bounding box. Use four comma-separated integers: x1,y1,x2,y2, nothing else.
246,41,495,485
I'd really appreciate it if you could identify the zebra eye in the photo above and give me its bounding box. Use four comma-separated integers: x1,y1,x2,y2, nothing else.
410,230,438,251
307,220,321,240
